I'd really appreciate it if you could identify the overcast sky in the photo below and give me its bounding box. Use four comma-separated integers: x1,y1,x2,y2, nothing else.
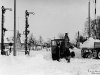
0,0,100,42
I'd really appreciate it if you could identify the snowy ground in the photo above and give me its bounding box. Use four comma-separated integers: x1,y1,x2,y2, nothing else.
0,48,100,75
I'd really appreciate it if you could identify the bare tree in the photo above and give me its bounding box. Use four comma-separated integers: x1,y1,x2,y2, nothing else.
58,33,65,39
28,33,37,49
38,36,43,45
37,36,44,49
83,16,100,39
91,16,100,39
46,38,51,47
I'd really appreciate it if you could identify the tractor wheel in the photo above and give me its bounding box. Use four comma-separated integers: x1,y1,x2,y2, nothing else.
87,53,92,58
70,51,75,58
81,49,84,58
97,52,100,59
92,50,97,59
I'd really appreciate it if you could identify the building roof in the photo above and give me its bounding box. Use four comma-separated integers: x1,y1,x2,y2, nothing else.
0,31,25,43
0,31,13,43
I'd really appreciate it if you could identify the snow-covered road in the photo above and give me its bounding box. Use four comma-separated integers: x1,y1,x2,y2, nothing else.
0,49,100,75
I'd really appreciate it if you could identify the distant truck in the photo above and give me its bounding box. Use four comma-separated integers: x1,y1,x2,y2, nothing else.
81,42,100,59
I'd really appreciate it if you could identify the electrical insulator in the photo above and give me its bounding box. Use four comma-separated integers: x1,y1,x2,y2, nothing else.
27,30,30,34
26,24,29,28
3,28,7,32
25,10,29,17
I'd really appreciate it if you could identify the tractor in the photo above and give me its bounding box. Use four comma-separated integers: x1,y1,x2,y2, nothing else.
51,33,75,62
81,42,100,59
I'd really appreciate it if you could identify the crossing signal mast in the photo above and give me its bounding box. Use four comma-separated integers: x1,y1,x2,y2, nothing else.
1,6,12,55
25,10,35,55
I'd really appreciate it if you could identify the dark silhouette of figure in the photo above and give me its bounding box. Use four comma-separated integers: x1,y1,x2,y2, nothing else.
64,33,71,63
9,42,13,53
28,47,30,55
1,45,6,55
60,41,65,58
56,42,60,61
9,46,11,53
65,47,70,62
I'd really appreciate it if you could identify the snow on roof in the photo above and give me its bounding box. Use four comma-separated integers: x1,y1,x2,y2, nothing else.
80,37,100,48
0,31,13,43
0,31,25,43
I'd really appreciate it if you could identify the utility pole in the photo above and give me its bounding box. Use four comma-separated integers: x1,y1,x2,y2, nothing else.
94,0,97,38
88,0,91,37
13,0,16,56
25,10,34,55
1,6,12,55
77,31,80,48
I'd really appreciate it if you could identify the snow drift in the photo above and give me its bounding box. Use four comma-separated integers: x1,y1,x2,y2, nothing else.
70,47,81,58
80,37,100,48
0,49,100,75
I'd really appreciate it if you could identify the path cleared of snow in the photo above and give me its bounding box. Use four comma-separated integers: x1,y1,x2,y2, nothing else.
0,49,100,75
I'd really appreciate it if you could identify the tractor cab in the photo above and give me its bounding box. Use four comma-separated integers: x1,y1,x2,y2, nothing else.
51,33,75,61
51,39,64,60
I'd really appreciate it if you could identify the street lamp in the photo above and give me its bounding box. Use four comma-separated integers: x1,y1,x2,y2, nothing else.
1,6,12,55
